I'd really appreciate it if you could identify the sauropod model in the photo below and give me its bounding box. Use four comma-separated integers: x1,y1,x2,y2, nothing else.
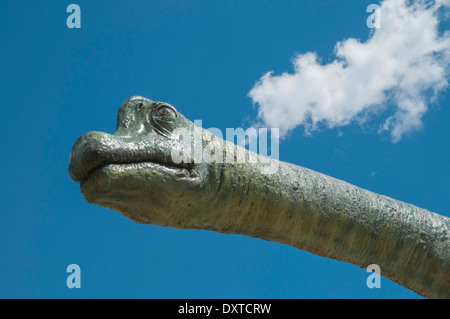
69,96,450,298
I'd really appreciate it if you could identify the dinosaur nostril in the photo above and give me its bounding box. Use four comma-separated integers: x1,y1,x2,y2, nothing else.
117,96,152,130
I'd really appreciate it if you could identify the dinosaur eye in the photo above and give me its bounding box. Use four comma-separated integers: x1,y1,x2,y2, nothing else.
150,103,179,137
158,106,176,117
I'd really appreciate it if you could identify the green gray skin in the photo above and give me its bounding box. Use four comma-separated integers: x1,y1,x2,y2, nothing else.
69,96,450,298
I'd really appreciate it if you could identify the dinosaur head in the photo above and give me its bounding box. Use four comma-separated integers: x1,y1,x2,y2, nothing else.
69,96,215,226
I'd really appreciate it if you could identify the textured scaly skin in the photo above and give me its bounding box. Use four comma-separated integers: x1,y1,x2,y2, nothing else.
69,96,450,298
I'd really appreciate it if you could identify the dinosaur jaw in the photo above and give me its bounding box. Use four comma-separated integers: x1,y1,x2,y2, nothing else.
79,161,204,225
80,160,202,187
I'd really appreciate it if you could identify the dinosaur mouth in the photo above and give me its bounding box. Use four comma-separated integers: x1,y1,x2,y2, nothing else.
68,131,198,184
80,160,200,187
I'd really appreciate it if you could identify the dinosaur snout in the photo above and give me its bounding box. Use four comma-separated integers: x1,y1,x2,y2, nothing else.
68,131,116,184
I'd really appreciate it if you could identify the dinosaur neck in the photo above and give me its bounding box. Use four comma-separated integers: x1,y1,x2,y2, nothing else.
188,148,450,299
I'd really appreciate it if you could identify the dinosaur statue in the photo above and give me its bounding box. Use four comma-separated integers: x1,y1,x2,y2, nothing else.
68,96,450,298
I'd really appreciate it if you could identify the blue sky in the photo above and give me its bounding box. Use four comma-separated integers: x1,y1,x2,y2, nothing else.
1,0,449,298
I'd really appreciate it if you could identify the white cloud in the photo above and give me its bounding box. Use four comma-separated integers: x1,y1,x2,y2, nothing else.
248,0,450,142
